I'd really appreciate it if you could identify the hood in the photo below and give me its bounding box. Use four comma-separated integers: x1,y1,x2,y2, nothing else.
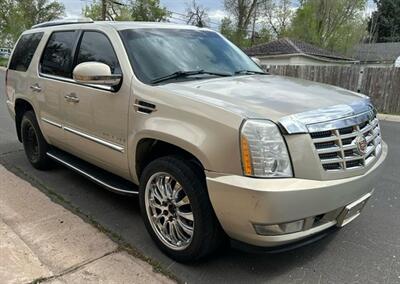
158,75,368,122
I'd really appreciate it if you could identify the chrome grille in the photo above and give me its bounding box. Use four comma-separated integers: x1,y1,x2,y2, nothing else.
310,117,382,171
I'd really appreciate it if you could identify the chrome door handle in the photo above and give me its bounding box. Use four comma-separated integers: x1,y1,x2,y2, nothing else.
64,94,80,103
30,84,42,92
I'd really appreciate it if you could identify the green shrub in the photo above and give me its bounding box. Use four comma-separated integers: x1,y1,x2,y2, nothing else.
0,58,8,67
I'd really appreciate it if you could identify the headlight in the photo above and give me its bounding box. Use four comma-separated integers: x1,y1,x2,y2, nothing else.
240,120,293,177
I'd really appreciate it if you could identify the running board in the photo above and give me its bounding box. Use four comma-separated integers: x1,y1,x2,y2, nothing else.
46,148,138,196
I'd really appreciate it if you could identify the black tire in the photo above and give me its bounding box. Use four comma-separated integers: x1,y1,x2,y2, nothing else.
21,111,52,170
139,156,225,262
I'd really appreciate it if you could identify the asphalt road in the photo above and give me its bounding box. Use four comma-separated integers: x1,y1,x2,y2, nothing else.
1,70,399,284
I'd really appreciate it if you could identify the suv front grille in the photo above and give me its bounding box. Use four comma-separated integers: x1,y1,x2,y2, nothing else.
310,117,382,171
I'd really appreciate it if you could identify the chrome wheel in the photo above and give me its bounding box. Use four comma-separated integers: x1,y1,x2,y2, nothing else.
144,172,194,250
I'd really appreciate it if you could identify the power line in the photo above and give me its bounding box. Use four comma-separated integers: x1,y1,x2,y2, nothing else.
79,1,224,29
169,16,187,23
169,10,221,27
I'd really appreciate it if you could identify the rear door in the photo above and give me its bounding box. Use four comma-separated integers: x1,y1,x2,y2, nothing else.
38,30,79,148
61,30,130,178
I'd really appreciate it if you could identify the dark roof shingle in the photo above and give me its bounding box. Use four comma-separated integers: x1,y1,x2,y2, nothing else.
245,38,354,61
352,42,400,63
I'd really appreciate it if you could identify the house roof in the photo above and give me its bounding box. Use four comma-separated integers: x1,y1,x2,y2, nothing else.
352,42,400,63
245,38,355,61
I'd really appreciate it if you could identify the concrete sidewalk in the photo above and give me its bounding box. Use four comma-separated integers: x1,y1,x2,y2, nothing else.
377,113,400,122
0,165,174,284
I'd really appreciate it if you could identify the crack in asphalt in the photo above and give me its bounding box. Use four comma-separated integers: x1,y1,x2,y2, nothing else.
0,149,23,156
28,249,121,284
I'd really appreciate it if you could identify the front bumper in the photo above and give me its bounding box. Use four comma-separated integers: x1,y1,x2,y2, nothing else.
206,142,387,248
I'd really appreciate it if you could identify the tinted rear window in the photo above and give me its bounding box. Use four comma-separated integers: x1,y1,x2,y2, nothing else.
9,32,43,72
41,31,77,78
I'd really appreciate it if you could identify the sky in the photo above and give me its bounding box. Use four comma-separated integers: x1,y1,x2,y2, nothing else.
62,0,377,30
63,0,226,29
63,0,224,19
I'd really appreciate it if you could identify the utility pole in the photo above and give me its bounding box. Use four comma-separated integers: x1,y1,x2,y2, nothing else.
102,0,107,20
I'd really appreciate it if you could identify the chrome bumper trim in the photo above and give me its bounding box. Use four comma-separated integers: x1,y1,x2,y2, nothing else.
307,109,375,133
278,99,375,134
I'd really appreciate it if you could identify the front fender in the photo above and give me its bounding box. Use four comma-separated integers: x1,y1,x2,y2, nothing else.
128,114,242,183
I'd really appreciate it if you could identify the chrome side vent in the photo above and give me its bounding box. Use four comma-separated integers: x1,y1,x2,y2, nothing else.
134,100,156,114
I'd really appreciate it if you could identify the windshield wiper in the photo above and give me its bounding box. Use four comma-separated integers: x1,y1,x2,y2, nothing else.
151,70,232,84
234,69,266,75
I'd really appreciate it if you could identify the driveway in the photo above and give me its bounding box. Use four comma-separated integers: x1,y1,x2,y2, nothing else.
1,70,399,283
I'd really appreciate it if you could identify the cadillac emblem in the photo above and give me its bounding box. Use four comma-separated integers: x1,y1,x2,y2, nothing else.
355,135,368,155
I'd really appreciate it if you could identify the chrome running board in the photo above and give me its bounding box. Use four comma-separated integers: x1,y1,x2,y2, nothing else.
46,148,138,196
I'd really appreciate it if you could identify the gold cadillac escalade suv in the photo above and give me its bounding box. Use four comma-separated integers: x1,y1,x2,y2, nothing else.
4,19,387,262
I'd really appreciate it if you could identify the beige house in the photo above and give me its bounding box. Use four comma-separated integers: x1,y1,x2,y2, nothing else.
245,38,358,66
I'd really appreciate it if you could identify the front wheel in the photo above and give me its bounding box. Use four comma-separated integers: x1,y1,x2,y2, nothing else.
139,156,224,262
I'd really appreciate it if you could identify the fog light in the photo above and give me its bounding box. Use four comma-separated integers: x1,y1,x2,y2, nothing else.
254,220,305,236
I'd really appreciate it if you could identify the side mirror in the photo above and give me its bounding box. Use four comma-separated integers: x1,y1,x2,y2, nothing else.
251,56,262,67
73,62,121,87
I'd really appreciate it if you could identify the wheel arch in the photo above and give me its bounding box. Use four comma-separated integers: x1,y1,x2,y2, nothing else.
132,133,209,183
14,98,36,142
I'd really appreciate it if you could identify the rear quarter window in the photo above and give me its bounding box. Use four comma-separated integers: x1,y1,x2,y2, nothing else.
40,31,77,78
9,32,44,72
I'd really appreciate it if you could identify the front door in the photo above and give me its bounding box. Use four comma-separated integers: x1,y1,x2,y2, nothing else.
62,31,130,178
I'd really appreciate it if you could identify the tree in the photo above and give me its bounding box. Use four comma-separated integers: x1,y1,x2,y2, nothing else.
223,0,260,45
220,17,236,41
0,0,65,46
83,0,106,20
252,26,272,45
261,0,294,38
368,0,400,42
0,0,15,46
129,0,169,22
220,16,271,48
289,0,368,53
222,0,292,47
83,0,132,21
82,0,169,22
185,0,209,27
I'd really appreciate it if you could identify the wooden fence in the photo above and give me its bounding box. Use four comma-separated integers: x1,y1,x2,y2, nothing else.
264,65,400,114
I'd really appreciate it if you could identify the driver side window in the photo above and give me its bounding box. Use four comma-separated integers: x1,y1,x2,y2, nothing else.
76,31,121,75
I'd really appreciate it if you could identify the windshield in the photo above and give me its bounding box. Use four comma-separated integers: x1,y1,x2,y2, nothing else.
119,28,264,84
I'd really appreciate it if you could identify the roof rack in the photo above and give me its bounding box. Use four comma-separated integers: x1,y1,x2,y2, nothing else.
32,18,94,29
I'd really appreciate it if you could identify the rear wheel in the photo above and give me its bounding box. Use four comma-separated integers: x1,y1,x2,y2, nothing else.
139,156,224,262
21,111,51,170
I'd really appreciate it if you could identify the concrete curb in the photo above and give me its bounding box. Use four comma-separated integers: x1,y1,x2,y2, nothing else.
0,66,6,71
0,165,175,284
378,113,400,122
